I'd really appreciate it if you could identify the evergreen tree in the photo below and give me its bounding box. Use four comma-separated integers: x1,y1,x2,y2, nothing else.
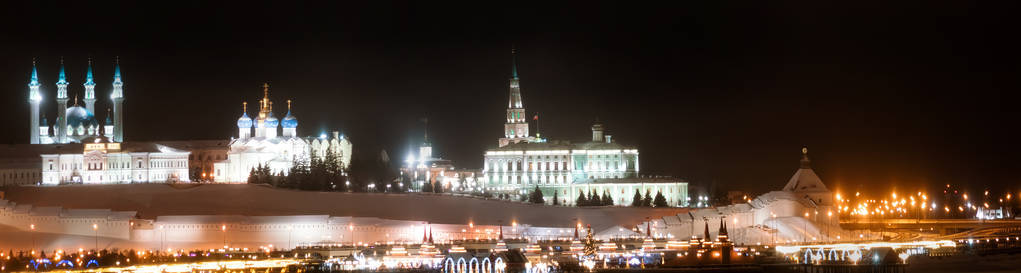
323,148,344,191
247,166,259,184
601,191,613,206
631,189,643,207
587,189,596,206
552,191,560,205
653,191,669,207
576,191,587,207
528,186,545,204
643,190,653,207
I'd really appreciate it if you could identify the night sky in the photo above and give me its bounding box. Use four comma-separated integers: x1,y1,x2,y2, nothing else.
0,2,1017,195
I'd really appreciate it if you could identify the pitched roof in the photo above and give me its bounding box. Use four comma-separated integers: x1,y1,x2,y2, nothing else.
782,168,829,193
781,147,829,193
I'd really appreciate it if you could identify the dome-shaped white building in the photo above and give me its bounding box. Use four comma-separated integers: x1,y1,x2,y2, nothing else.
213,83,352,182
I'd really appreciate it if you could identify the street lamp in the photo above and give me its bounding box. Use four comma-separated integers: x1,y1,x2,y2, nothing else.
93,224,99,250
221,225,227,248
159,225,165,252
287,225,294,250
803,212,809,243
348,223,355,246
30,224,36,254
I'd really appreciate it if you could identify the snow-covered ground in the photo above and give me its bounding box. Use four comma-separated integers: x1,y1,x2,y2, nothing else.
2,184,686,229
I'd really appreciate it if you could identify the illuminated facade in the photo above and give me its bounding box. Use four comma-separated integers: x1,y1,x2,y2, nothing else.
484,122,640,188
498,49,537,147
213,84,352,182
479,50,684,205
39,141,191,184
28,58,125,144
401,123,479,192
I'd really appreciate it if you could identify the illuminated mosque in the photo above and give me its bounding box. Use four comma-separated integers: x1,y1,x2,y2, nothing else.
213,84,352,182
27,58,125,144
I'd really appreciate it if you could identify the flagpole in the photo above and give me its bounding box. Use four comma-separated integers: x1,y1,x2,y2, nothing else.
534,112,540,139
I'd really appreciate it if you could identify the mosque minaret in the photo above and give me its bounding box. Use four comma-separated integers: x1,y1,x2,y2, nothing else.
27,57,124,144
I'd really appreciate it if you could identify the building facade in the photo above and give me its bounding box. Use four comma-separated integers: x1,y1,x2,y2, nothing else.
480,49,683,205
213,84,352,182
28,58,125,144
40,141,191,184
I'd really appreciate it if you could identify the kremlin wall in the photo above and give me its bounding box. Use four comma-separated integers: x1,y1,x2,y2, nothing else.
0,146,839,250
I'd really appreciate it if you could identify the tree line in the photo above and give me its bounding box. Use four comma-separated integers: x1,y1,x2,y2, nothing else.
247,148,351,191
524,187,672,207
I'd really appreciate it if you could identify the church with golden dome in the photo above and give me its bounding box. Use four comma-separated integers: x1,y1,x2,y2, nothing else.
212,83,352,182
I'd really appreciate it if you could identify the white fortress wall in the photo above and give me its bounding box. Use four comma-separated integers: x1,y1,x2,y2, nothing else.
0,200,134,240
639,191,843,244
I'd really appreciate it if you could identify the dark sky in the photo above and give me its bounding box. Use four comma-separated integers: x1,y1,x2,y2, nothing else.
1,1,1017,195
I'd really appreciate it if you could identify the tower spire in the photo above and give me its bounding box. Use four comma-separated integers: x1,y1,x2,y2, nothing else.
511,47,519,79
57,57,67,85
111,57,125,142
499,47,529,147
30,58,40,87
113,56,122,84
85,58,95,85
800,146,811,169
29,58,42,144
84,58,97,114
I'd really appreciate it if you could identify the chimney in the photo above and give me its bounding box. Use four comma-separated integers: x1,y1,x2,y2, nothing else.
605,135,612,143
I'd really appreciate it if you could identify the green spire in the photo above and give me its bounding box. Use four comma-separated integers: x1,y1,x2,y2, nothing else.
84,58,95,86
511,47,519,79
113,56,122,84
29,58,40,87
57,57,67,85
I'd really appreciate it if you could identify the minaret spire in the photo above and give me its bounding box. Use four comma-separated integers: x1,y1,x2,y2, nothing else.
30,58,40,87
29,58,42,144
85,58,95,85
84,58,97,114
110,57,125,142
54,58,70,143
113,56,122,84
57,57,67,85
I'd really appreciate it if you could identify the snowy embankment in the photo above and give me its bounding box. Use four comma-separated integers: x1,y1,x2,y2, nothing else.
3,184,687,229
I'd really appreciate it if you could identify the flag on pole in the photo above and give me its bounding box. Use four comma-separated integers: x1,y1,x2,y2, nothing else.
533,113,539,120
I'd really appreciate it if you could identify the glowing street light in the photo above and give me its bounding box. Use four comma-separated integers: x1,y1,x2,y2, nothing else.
30,224,36,254
93,223,99,250
221,225,227,248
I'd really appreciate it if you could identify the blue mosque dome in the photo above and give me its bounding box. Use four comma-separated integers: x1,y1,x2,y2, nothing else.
282,111,298,128
66,106,97,128
264,112,279,128
237,112,253,129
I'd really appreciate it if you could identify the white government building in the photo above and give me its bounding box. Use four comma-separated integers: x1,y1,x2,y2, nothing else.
213,84,352,182
482,50,686,206
40,141,191,184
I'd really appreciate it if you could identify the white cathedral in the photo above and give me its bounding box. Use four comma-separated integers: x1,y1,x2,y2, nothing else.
213,84,352,182
28,58,125,144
